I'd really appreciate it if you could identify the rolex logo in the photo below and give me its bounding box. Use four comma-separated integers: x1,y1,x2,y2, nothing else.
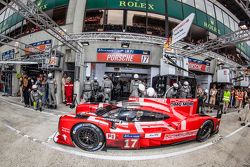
119,0,155,10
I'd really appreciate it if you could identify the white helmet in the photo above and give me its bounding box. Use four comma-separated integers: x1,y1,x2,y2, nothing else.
147,87,156,97
134,74,139,79
66,77,71,82
103,74,107,79
48,73,53,78
86,75,90,78
184,81,189,86
94,77,98,81
138,84,145,92
173,83,179,89
32,85,38,90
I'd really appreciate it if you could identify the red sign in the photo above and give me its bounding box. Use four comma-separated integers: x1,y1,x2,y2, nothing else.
188,58,210,73
97,48,150,64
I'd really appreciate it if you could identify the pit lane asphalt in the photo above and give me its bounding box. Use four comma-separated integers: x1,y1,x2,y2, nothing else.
0,98,249,167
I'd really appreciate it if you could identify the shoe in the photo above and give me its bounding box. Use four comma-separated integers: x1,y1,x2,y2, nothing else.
241,123,246,126
238,117,242,121
40,108,42,112
24,105,27,107
248,125,250,127
224,112,226,114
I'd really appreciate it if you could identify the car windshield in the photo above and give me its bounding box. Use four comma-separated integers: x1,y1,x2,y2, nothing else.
101,108,169,122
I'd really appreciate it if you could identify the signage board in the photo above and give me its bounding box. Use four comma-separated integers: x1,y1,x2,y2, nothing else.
171,13,195,45
188,58,210,73
24,40,52,55
97,48,150,64
217,69,230,83
2,49,15,60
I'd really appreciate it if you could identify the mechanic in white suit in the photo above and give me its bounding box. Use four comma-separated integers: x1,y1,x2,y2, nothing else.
239,100,250,127
130,74,142,97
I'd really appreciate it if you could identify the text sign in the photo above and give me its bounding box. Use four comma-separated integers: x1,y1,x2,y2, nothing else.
2,49,15,60
172,13,195,45
25,39,52,55
188,58,210,73
97,48,150,64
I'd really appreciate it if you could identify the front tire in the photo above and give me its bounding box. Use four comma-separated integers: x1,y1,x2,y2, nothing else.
196,120,214,142
71,123,105,151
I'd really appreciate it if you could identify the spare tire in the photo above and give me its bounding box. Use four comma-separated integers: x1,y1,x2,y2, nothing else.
196,120,214,142
71,123,105,151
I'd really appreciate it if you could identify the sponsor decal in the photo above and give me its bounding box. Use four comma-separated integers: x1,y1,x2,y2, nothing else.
97,48,150,64
171,101,194,107
2,49,15,60
106,133,116,140
145,133,161,138
164,130,198,141
188,57,210,73
25,39,52,55
62,127,70,134
123,134,140,138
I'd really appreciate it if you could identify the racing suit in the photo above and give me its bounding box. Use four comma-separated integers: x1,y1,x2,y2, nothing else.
239,103,250,126
238,91,244,109
36,80,47,106
93,80,100,96
82,79,93,102
47,78,57,107
166,87,178,98
178,86,191,98
65,82,74,105
101,78,113,102
130,80,141,97
30,90,42,110
62,77,67,102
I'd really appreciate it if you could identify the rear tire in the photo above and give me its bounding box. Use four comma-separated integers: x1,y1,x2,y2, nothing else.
71,123,105,151
197,120,214,142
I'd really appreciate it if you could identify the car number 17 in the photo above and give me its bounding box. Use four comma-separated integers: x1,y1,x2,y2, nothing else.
124,139,139,149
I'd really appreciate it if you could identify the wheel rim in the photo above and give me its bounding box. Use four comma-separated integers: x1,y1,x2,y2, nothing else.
200,124,212,138
77,128,99,149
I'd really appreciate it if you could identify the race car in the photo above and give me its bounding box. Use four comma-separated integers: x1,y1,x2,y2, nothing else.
54,98,221,151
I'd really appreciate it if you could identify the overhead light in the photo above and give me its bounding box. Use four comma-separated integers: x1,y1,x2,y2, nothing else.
82,42,89,46
121,41,130,48
182,45,193,50
239,21,250,30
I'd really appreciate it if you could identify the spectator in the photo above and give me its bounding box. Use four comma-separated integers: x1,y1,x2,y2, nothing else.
22,73,32,107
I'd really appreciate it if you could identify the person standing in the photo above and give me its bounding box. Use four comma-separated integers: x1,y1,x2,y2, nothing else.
65,77,74,105
196,86,204,114
22,73,31,107
238,88,244,109
130,74,142,97
223,87,231,114
101,75,113,103
93,77,100,96
230,88,235,108
82,75,93,102
208,85,218,113
47,73,57,109
61,73,67,103
178,81,191,98
36,74,47,108
235,89,239,108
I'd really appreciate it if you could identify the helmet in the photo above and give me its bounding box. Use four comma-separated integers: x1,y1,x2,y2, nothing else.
134,74,139,79
86,75,90,78
173,83,179,89
138,84,145,92
48,73,53,78
147,87,156,97
32,85,38,90
183,81,189,86
103,74,107,79
94,77,98,81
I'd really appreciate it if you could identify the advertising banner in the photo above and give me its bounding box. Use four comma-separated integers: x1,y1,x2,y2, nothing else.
217,69,230,83
171,13,195,45
2,49,15,60
97,48,150,64
188,58,210,73
24,40,52,55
